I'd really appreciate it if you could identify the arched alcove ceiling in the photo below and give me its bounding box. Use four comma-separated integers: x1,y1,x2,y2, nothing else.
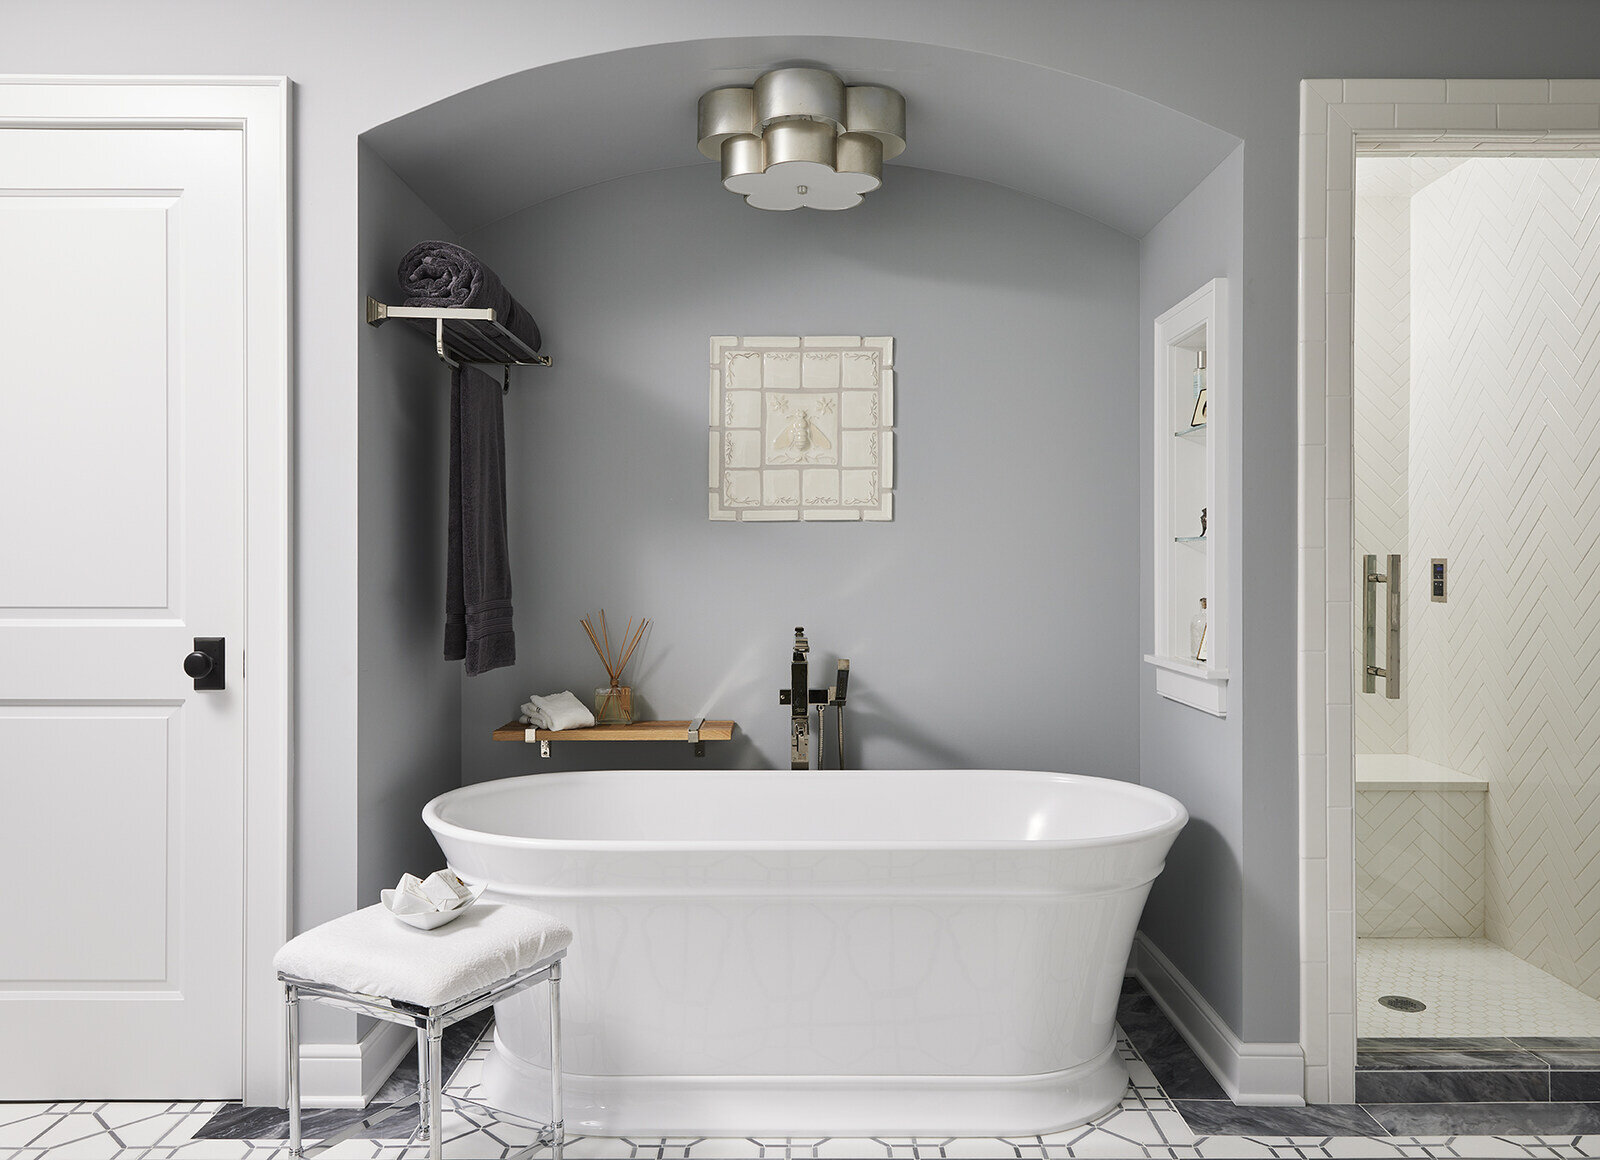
363,36,1240,240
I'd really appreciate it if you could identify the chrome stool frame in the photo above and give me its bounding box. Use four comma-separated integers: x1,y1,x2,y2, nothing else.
280,951,564,1160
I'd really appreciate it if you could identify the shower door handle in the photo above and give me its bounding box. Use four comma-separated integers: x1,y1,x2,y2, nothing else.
1362,554,1400,699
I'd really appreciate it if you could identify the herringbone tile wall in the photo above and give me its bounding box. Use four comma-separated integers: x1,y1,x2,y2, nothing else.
1353,192,1411,755
1355,787,1485,937
1407,157,1600,1000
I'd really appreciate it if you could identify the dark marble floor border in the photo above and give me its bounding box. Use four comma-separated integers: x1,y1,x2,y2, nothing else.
1360,1035,1600,1053
1115,982,1228,1101
1175,1099,1390,1137
1355,1041,1600,1104
1355,1067,1550,1104
1366,1100,1600,1135
1127,979,1600,1136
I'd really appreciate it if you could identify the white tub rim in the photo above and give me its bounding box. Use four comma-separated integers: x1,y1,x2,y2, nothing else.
423,767,1188,855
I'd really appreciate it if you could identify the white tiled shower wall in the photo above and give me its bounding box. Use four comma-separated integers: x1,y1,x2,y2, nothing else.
1352,190,1411,755
1351,155,1600,995
1408,157,1600,1000
1355,785,1485,937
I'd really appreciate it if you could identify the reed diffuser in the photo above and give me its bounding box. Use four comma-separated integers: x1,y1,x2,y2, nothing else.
580,610,649,725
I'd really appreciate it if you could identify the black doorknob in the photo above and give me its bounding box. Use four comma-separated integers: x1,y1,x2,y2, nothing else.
185,637,226,690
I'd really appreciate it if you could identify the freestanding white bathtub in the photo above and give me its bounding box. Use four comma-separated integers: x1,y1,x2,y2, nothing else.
423,768,1185,1137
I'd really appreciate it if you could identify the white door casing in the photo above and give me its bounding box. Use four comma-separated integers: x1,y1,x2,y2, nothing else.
0,79,290,1104
1297,79,1600,1105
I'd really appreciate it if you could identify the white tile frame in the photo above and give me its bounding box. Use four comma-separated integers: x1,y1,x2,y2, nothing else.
1298,78,1600,1104
708,335,895,522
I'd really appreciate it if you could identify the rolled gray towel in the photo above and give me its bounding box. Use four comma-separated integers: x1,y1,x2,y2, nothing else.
397,240,542,355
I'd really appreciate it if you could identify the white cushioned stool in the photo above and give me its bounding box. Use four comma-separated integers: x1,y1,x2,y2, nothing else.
274,899,571,1160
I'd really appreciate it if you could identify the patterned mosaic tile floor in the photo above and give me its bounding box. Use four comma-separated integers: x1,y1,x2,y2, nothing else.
14,983,1600,1158
1359,939,1600,1039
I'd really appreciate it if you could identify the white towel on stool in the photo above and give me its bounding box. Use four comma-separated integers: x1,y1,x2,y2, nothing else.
274,901,571,1008
519,690,595,731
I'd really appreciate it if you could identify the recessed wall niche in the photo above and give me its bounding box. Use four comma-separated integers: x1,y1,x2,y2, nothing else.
708,335,895,522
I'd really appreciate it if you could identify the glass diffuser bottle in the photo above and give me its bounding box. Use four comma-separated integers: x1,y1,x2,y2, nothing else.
1190,597,1208,662
581,610,649,725
595,682,633,725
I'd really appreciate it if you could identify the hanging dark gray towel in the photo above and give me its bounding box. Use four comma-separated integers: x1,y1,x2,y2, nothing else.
444,363,515,675
397,240,542,356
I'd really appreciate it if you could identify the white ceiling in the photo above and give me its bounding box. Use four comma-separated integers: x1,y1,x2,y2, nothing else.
362,36,1241,239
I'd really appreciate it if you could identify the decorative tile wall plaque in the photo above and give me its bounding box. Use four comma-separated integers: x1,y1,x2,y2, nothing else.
708,335,894,522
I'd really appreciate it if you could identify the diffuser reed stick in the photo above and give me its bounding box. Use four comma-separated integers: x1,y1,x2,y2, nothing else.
581,611,649,723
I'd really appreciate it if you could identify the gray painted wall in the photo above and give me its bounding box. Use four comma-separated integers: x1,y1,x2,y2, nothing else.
457,164,1141,782
20,0,1600,1059
1137,148,1253,1033
356,144,463,907
307,143,466,1046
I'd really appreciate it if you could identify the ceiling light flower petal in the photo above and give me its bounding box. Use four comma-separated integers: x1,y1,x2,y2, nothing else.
698,68,904,211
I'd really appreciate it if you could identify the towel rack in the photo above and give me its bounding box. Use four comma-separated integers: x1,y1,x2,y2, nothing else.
366,296,552,391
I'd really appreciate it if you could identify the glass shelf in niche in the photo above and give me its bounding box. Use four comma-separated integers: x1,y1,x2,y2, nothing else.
1174,535,1208,546
1174,423,1208,438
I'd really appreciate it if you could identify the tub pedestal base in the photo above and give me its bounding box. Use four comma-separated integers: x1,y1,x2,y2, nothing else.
482,1028,1129,1138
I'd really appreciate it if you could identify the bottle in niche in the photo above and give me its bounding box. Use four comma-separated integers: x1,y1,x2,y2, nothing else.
1190,597,1208,662
1193,349,1207,400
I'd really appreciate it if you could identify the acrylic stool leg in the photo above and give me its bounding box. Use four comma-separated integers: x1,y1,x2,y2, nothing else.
285,986,302,1158
549,962,563,1157
415,1025,432,1145
425,1018,443,1160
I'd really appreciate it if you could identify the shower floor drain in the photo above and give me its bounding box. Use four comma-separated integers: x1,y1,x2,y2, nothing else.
1378,994,1428,1013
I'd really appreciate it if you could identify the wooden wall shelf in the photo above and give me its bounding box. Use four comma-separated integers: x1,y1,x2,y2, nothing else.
493,719,735,757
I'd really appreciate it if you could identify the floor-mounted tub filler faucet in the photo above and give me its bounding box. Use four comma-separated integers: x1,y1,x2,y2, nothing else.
779,627,851,769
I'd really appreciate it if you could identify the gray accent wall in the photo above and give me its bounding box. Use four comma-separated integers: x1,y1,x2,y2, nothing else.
457,164,1141,783
356,142,463,905
346,143,465,1043
1136,147,1257,1035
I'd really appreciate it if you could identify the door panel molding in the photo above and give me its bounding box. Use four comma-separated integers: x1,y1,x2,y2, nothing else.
0,76,292,1106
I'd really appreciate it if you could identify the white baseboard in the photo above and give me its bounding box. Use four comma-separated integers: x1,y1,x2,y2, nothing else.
1131,933,1305,1106
298,1020,414,1109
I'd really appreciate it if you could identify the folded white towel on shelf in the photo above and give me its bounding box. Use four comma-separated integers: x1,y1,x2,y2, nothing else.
518,690,596,731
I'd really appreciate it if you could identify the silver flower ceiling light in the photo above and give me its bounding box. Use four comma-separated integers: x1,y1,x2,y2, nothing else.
697,67,906,211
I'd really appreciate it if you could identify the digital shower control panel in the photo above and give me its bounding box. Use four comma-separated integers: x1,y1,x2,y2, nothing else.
1431,558,1448,602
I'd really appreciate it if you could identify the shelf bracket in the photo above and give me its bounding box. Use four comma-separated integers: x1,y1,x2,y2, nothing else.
688,717,705,758
434,318,461,369
540,738,551,758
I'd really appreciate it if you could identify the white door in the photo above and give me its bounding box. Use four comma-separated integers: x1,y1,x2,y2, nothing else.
0,126,247,1097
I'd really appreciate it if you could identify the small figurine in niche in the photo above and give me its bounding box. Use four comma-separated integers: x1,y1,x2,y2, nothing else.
1191,597,1208,662
1200,506,1207,537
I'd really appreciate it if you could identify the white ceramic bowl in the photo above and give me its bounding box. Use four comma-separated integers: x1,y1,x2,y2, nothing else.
380,880,486,930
